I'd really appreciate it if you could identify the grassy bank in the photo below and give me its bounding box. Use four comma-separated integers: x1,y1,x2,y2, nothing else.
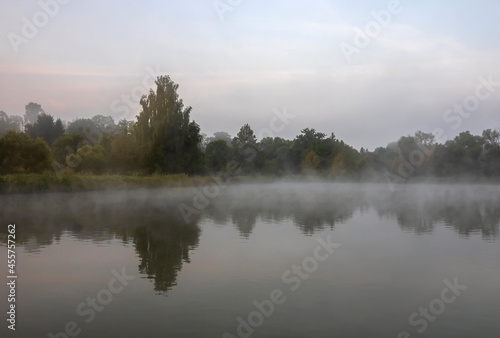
2,173,499,194
0,174,215,194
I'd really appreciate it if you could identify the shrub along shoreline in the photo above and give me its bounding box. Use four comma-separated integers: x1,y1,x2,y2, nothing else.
0,174,215,194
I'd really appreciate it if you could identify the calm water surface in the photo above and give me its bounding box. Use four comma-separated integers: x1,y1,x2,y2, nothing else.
0,182,499,338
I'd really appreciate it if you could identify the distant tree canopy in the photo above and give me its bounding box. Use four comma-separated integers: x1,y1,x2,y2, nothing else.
205,139,231,173
91,115,116,134
368,129,500,179
24,102,44,125
1,77,500,179
260,136,292,175
232,123,260,174
66,118,96,136
135,75,203,174
0,111,23,136
65,115,115,140
202,131,232,150
115,119,135,136
26,113,64,146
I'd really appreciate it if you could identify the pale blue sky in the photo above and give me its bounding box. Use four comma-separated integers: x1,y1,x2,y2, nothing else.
1,0,499,149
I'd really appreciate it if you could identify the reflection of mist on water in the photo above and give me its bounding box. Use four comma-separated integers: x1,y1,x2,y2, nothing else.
1,182,499,295
1,182,499,244
203,182,500,239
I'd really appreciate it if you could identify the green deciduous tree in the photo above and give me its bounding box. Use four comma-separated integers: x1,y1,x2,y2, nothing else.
116,119,135,136
259,137,292,175
75,144,106,174
91,115,116,135
290,128,326,172
0,131,51,174
136,75,203,174
232,124,261,174
482,129,500,150
205,139,231,173
52,134,86,165
66,118,98,136
109,133,139,173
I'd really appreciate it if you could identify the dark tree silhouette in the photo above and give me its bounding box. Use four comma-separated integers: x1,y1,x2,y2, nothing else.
26,113,64,145
136,75,203,174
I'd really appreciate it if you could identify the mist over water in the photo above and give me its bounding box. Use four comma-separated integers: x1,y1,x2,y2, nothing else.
1,182,499,337
3,181,497,241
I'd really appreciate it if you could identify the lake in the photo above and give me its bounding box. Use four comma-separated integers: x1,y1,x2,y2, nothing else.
1,182,499,338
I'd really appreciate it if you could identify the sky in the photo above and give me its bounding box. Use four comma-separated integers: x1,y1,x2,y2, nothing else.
1,0,500,149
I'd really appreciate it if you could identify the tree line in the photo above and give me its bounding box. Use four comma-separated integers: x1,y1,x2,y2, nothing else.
1,75,499,180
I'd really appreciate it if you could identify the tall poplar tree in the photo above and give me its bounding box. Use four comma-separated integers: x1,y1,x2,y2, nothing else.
136,76,203,174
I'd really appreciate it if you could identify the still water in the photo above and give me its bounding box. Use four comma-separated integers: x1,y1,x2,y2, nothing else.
1,182,499,338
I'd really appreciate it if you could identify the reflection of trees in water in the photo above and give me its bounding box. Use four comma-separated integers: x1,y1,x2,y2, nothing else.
0,193,96,249
231,208,257,238
442,198,500,238
0,190,202,296
291,194,365,234
202,183,500,239
134,222,200,294
204,184,367,235
0,183,499,260
373,186,500,239
374,192,442,235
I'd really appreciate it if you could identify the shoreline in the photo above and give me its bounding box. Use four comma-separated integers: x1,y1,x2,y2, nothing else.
0,174,214,194
1,173,499,194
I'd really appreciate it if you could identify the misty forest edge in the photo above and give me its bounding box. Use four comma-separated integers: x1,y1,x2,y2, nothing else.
1,75,500,192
